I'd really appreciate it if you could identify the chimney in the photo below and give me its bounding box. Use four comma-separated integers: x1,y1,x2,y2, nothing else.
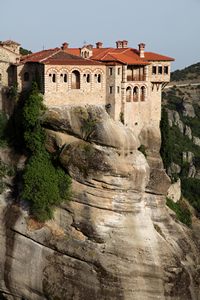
87,44,93,50
96,41,103,49
116,40,123,49
61,42,69,50
122,40,128,48
138,43,145,58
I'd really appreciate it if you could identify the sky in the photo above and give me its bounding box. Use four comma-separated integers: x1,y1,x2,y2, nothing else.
1,0,200,70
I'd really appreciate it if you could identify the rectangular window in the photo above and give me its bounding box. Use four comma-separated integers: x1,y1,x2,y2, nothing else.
109,67,113,76
164,66,169,74
118,67,121,75
158,66,162,75
152,66,157,75
109,86,113,94
117,86,120,93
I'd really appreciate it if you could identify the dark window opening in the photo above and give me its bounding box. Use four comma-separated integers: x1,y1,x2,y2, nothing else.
158,66,162,74
141,86,146,101
0,74,2,81
133,86,139,102
152,66,157,75
97,74,101,83
64,74,67,82
71,70,80,89
109,68,113,76
52,74,56,83
86,74,90,83
126,87,131,102
118,68,120,75
24,72,29,82
117,86,120,93
164,66,169,74
109,86,113,94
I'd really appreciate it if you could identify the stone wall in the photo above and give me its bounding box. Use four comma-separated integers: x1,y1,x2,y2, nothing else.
43,64,106,106
105,65,122,121
17,63,44,93
148,61,171,83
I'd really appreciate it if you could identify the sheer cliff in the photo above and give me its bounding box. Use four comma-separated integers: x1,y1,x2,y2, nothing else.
0,105,200,300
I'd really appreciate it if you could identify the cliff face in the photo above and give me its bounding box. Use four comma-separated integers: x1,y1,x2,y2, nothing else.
0,106,200,300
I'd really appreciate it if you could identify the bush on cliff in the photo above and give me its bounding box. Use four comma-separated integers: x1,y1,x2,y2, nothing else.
166,197,192,227
22,151,71,221
181,178,200,215
160,108,172,169
21,83,71,222
0,112,8,147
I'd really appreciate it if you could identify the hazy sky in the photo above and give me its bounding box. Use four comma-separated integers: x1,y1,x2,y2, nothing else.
1,0,200,70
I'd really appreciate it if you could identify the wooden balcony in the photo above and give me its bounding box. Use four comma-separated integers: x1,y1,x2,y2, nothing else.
127,75,146,81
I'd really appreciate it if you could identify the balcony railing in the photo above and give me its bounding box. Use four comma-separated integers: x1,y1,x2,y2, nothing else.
127,75,145,82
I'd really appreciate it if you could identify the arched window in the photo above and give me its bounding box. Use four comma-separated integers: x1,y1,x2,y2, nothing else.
95,74,101,83
126,87,132,102
141,86,146,101
52,74,56,83
97,74,101,83
71,70,80,89
24,72,29,82
133,86,139,102
60,73,67,83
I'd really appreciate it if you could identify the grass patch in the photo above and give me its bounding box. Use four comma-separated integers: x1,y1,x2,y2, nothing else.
181,178,200,215
166,197,192,227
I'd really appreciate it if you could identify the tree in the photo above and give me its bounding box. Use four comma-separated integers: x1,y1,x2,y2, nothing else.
21,83,71,221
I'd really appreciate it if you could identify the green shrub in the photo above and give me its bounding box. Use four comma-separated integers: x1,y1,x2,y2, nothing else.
0,161,16,194
181,178,200,215
0,112,8,146
21,83,71,221
166,197,192,227
22,151,71,222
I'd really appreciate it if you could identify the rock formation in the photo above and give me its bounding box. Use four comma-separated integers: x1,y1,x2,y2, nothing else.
0,105,200,300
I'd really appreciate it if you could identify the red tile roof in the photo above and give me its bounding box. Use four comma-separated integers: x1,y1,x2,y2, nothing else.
20,49,103,66
20,44,174,67
64,46,174,65
143,52,175,61
20,48,60,63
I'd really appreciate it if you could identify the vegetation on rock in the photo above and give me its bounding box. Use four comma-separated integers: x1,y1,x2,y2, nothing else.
0,112,8,147
166,197,192,227
160,108,172,170
19,47,32,56
12,83,71,221
171,62,200,82
162,67,200,217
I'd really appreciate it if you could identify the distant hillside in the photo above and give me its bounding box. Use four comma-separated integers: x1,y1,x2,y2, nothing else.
161,61,200,218
171,62,200,83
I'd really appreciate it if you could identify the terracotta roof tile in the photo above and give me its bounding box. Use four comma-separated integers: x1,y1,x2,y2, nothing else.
20,45,174,66
91,47,174,63
143,52,175,61
20,49,103,66
62,48,81,56
44,51,103,65
20,48,60,63
91,48,149,65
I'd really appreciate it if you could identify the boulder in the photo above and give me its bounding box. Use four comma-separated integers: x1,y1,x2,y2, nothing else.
182,103,195,118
